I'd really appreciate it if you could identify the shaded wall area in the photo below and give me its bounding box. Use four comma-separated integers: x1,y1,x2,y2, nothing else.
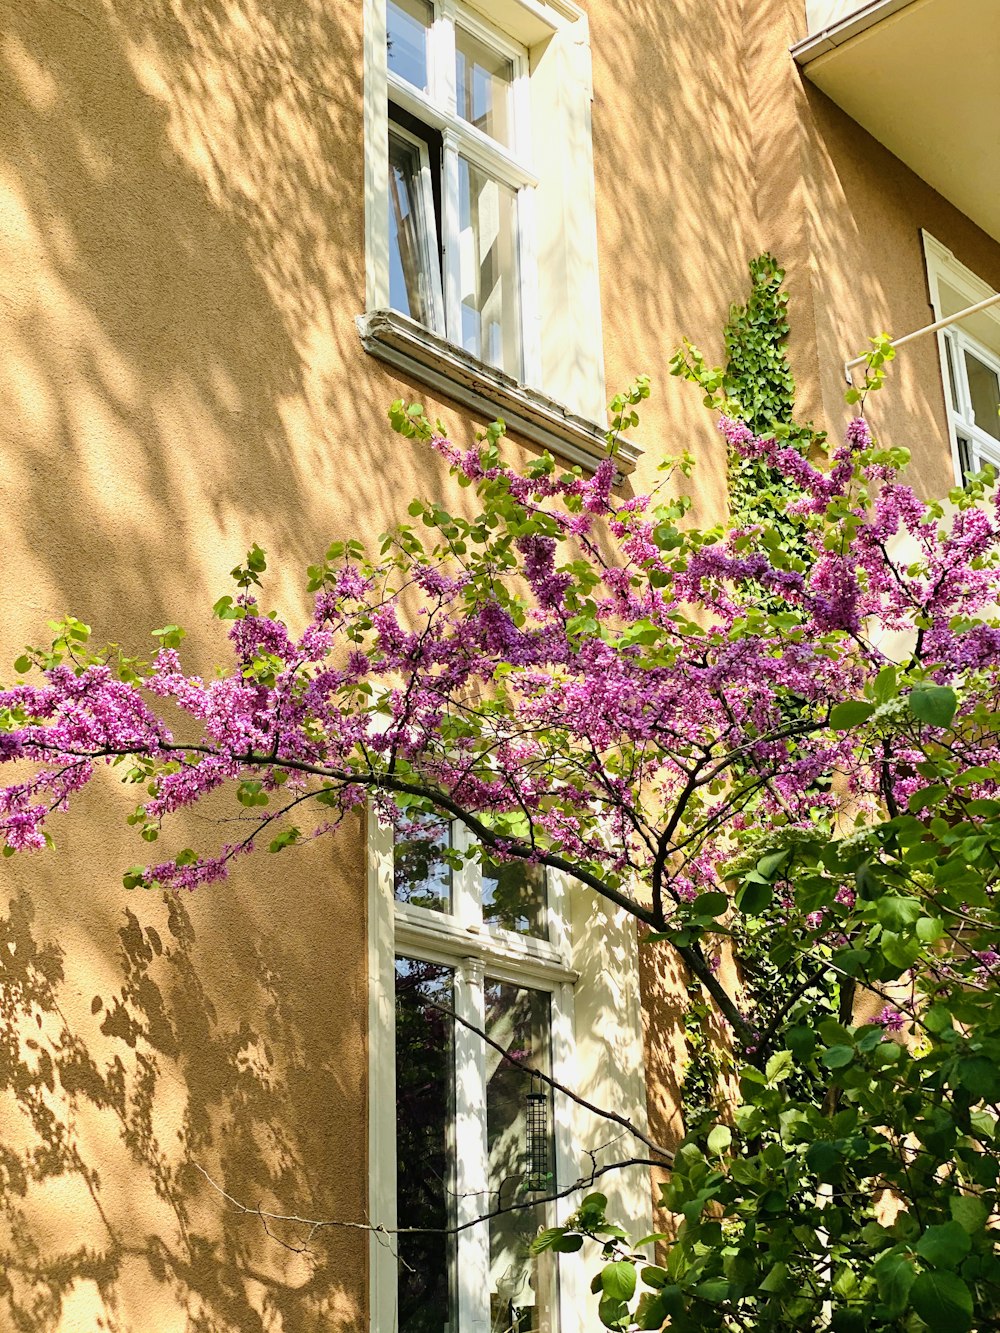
0,818,367,1333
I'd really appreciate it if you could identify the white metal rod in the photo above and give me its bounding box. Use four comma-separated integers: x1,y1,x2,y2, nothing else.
844,291,1000,384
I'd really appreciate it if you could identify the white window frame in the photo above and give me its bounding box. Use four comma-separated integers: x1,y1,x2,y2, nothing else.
363,0,610,428
367,811,653,1333
388,120,447,335
380,3,538,383
924,232,1000,482
942,328,1000,477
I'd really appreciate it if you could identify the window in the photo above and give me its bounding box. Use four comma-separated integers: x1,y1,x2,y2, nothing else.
382,1,533,381
942,328,1000,480
368,809,654,1333
375,812,573,1332
363,0,611,438
923,232,1000,483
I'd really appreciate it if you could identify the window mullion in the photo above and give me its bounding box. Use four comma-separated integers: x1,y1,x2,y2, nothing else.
455,956,490,1331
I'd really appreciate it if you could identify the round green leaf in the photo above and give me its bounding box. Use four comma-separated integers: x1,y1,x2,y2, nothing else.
821,1045,854,1069
909,1270,973,1331
916,1222,972,1270
707,1124,733,1156
736,879,773,915
908,685,957,729
830,700,875,729
601,1261,637,1303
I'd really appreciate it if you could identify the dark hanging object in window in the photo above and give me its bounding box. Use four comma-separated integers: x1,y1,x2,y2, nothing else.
524,1078,549,1192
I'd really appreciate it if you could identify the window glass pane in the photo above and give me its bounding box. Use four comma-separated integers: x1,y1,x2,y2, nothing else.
389,131,441,331
965,349,1000,442
387,0,432,91
458,158,521,377
482,858,548,939
394,810,453,912
485,981,558,1332
455,26,514,146
395,958,456,1332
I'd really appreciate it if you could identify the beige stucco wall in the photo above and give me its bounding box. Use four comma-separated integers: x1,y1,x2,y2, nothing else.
3,0,1000,1328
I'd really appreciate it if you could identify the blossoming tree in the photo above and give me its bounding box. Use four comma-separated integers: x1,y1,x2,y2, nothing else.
3,382,1000,1330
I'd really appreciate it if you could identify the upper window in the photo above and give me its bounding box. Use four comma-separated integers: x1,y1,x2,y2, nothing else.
364,0,609,426
385,1,531,380
923,232,1000,484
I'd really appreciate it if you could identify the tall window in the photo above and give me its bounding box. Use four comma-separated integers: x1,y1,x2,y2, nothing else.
924,232,1000,484
371,812,575,1333
384,0,535,380
943,328,1000,480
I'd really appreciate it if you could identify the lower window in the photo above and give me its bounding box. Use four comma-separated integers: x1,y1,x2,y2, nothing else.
371,812,574,1332
395,959,560,1332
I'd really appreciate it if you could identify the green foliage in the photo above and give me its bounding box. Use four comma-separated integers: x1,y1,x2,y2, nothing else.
669,254,823,534
575,720,1000,1328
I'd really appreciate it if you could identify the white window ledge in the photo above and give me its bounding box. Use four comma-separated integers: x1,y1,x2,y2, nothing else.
357,310,640,474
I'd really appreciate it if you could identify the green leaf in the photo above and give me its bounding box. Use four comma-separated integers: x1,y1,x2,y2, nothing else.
830,700,875,729
707,1124,732,1156
756,849,790,879
551,1233,583,1252
12,655,31,675
875,895,923,931
908,685,957,729
958,1056,1000,1101
694,1278,732,1303
597,1295,630,1331
872,665,899,703
759,1261,788,1293
601,1261,636,1303
736,879,773,915
872,1252,916,1316
916,1222,972,1270
917,916,945,943
635,1289,683,1328
786,1026,816,1059
691,890,729,918
950,1194,988,1235
909,1270,973,1331
821,1045,854,1070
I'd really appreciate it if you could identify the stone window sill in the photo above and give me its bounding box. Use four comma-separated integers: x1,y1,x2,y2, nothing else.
356,310,640,474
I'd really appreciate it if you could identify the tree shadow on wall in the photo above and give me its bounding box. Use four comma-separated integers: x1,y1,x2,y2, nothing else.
0,886,361,1333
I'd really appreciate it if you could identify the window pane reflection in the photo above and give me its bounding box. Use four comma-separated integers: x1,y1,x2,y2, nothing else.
966,349,1000,442
387,0,432,90
395,958,456,1332
394,810,453,912
485,980,558,1332
456,26,514,146
458,159,520,377
482,858,548,939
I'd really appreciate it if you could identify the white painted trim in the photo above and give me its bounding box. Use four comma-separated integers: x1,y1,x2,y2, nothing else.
369,805,653,1333
388,120,446,333
792,0,920,65
367,812,398,1332
923,231,1000,484
356,309,639,473
364,0,391,312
